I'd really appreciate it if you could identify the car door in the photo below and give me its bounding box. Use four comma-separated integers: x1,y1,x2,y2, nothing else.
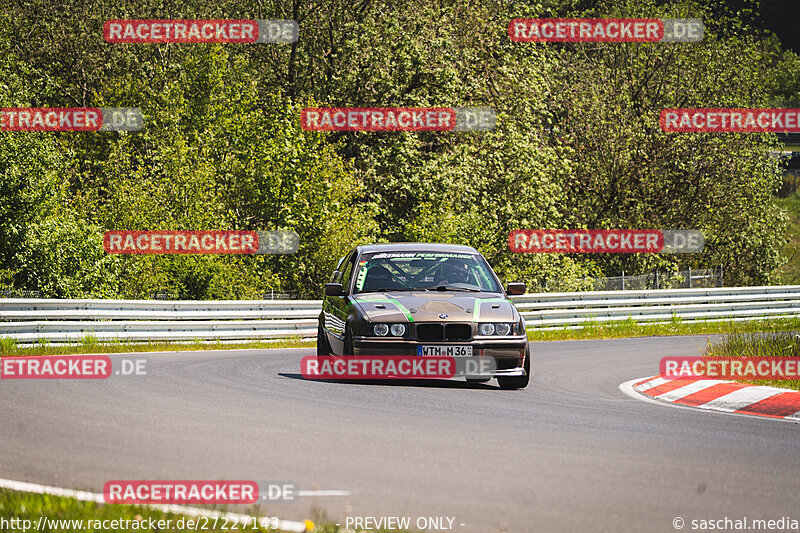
322,249,357,354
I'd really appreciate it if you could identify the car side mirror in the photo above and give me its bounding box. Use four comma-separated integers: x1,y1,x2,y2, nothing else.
325,283,344,296
506,282,526,295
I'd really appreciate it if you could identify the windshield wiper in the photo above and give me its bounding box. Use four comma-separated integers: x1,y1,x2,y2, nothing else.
422,285,482,292
362,286,483,293
359,288,418,293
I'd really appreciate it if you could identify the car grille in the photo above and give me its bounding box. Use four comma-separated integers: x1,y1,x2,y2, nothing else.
445,323,471,341
416,323,472,341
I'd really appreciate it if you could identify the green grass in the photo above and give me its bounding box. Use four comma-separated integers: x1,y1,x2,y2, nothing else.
0,488,405,533
775,194,800,284
701,330,800,390
0,489,290,533
0,336,315,356
525,316,800,342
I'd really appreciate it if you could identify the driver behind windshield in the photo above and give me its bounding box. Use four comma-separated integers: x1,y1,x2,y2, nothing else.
362,264,398,291
437,260,473,286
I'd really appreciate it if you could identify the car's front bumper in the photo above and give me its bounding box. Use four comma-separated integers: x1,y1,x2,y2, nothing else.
350,335,528,375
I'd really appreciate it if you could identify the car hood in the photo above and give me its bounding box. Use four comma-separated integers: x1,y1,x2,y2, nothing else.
351,291,516,323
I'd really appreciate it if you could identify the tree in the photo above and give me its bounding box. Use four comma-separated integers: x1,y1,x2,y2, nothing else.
547,0,786,285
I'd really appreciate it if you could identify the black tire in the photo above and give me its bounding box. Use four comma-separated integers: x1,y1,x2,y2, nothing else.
497,343,531,390
317,323,331,358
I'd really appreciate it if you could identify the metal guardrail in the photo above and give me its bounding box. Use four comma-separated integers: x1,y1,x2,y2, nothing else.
1,286,799,344
0,300,321,343
514,286,800,329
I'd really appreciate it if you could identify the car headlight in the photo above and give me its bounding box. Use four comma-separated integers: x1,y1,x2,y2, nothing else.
373,323,389,336
478,323,515,336
390,324,406,336
495,323,512,336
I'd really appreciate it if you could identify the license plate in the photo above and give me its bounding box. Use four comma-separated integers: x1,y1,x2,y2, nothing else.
417,345,473,357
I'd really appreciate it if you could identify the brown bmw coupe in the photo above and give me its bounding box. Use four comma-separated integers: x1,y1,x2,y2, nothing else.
317,243,530,389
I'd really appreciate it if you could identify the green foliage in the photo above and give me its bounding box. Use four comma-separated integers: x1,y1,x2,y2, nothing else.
767,50,800,106
12,215,121,298
0,0,792,297
549,0,787,286
774,195,800,284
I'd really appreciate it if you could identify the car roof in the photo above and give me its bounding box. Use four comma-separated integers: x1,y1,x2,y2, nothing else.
355,242,480,254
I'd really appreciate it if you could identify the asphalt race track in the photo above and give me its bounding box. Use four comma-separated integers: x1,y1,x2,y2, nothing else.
1,336,799,532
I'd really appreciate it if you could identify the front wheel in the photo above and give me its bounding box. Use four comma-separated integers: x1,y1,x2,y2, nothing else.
343,325,355,356
317,323,331,359
497,343,530,390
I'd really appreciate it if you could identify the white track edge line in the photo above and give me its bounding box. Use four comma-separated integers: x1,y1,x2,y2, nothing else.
0,478,310,532
296,490,351,497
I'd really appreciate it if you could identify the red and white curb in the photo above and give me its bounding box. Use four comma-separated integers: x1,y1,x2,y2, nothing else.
0,478,315,532
621,376,800,422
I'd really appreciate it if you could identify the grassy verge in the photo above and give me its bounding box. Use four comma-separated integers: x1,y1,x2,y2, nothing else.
0,489,409,533
0,489,293,533
701,330,800,391
525,316,800,342
0,337,314,356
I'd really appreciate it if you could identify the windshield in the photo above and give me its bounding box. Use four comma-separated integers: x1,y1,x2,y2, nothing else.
353,251,502,293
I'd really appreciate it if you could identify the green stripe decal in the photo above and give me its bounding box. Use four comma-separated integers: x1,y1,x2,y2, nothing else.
387,296,414,322
352,296,414,322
